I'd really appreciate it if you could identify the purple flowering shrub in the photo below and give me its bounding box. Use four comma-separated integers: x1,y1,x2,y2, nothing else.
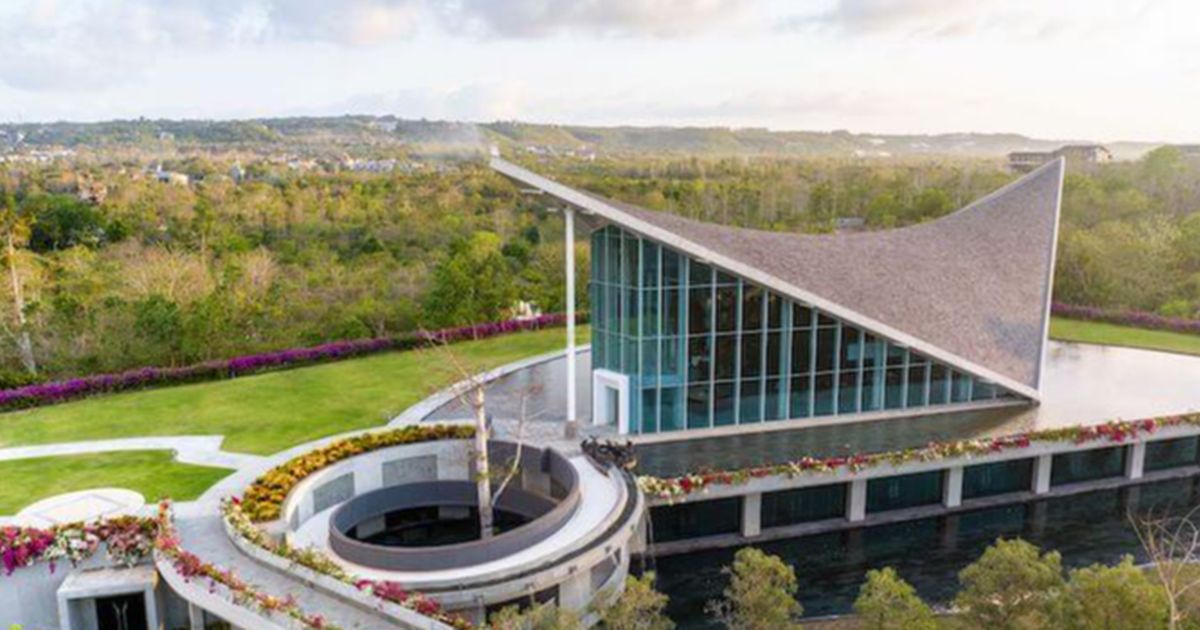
0,313,579,412
1052,302,1200,335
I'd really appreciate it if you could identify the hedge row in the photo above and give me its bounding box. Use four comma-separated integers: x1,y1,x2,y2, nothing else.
1052,302,1200,335
0,313,578,412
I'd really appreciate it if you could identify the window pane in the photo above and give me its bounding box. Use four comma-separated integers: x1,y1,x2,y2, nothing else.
815,327,837,372
687,384,711,429
861,368,882,411
663,288,681,335
640,389,658,434
885,368,905,409
660,387,684,431
817,312,838,327
814,373,835,415
765,332,782,376
688,287,712,335
907,361,928,407
929,364,949,404
767,293,782,329
792,304,813,328
714,334,737,380
742,285,764,330
739,380,762,423
688,336,711,382
840,326,861,371
764,378,784,420
716,285,738,332
741,332,763,378
642,289,659,337
790,375,811,418
689,260,712,285
714,383,736,426
887,343,907,368
838,370,860,413
663,249,682,286
952,372,972,402
661,337,682,380
641,241,660,287
623,288,637,336
791,328,812,375
862,334,881,370
622,233,638,285
716,271,738,285
641,340,659,383
623,337,638,374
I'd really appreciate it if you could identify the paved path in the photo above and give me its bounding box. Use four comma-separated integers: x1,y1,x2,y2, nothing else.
0,435,265,469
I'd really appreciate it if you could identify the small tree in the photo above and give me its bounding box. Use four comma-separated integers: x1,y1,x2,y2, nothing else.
488,602,582,630
853,567,936,630
1054,555,1168,630
954,538,1064,630
1132,504,1200,629
708,547,803,630
598,573,675,630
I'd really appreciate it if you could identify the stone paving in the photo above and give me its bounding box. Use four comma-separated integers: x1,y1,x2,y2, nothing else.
0,435,265,469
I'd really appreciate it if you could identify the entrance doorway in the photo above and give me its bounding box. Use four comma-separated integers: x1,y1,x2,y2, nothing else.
96,593,148,630
592,369,630,434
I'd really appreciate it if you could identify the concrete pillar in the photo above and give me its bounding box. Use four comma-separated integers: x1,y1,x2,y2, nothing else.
188,603,205,630
558,568,591,612
1033,454,1053,494
847,479,867,522
741,493,762,538
941,514,960,552
943,466,964,508
1126,442,1146,480
629,515,649,556
564,207,578,438
1028,500,1048,536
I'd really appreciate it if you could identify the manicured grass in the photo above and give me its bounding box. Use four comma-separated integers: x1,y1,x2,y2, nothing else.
1050,316,1200,357
0,450,231,514
0,326,588,455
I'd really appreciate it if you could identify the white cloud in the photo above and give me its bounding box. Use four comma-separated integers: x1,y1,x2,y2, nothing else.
439,0,750,38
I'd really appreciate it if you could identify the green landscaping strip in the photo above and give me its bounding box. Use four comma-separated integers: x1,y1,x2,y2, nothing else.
1050,317,1200,357
0,451,231,514
0,326,588,455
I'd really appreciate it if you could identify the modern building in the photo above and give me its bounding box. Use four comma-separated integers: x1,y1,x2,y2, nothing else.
1008,144,1111,172
491,157,1064,437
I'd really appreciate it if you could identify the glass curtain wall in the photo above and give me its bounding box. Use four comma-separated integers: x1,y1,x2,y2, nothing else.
590,225,1015,434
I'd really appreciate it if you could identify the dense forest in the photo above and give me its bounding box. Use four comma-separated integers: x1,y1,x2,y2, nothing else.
0,139,1196,385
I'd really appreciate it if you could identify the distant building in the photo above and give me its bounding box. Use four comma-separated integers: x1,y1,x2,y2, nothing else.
1008,144,1112,173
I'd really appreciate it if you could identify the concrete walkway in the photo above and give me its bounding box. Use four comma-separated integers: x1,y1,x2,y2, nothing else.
0,435,265,469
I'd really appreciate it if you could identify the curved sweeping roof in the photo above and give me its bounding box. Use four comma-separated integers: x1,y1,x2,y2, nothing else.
492,157,1064,400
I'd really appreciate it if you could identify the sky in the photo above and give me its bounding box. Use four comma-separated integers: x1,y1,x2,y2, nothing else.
0,0,1197,142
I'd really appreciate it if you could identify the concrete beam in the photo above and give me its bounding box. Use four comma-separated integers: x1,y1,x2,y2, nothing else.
847,479,867,522
741,493,762,538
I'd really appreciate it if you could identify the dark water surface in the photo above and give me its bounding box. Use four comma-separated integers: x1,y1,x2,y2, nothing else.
650,476,1200,628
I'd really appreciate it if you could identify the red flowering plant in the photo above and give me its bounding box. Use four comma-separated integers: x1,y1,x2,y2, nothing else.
1,514,158,576
638,414,1200,501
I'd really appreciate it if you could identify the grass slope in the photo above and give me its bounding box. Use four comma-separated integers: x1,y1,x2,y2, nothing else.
0,450,231,514
1050,317,1200,357
0,326,587,455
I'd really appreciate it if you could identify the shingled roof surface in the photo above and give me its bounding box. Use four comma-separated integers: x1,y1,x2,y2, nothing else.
494,158,1064,394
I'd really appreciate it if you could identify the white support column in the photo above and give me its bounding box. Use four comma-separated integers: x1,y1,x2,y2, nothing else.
564,207,578,438
847,478,867,522
1033,454,1053,495
1126,442,1146,480
188,603,205,630
741,493,762,538
943,466,964,508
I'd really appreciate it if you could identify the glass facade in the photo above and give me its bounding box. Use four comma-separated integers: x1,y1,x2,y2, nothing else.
866,471,944,513
761,483,848,528
650,497,742,542
1051,446,1127,486
1145,437,1200,472
962,459,1035,500
590,225,1016,434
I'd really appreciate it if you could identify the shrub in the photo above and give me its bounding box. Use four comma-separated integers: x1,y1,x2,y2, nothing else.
954,538,1063,630
708,547,803,630
598,573,675,630
853,567,936,630
1053,302,1200,335
1055,556,1169,630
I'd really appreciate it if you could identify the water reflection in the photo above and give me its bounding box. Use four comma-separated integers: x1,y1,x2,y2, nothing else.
652,476,1200,628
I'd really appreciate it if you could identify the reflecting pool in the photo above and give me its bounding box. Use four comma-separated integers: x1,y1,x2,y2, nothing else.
651,475,1200,628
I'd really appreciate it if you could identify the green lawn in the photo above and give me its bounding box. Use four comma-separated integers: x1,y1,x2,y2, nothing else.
1049,317,1200,356
0,326,587,455
0,450,232,514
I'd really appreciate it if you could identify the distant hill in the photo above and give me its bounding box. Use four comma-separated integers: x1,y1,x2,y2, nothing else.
0,115,1163,160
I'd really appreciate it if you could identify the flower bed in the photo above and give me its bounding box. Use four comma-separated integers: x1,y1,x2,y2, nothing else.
239,423,474,522
637,414,1200,501
1,515,157,575
0,312,579,412
1053,302,1200,335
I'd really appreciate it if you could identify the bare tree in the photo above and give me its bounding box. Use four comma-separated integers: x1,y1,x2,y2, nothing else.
0,186,36,375
1131,503,1200,629
425,335,542,540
